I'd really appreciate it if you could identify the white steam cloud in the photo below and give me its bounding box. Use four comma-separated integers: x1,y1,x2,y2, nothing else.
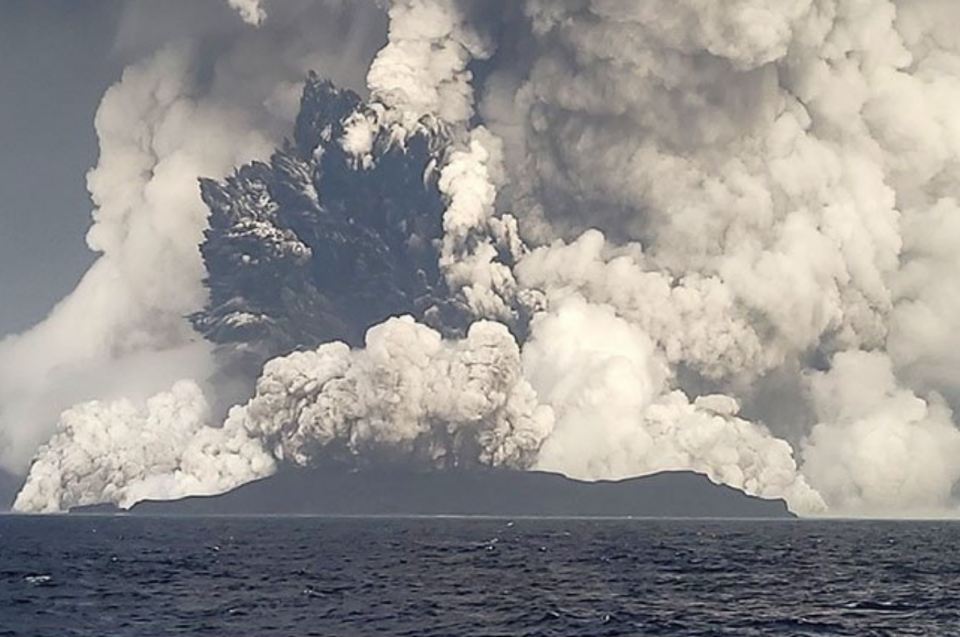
16,317,553,512
366,0,492,126
523,297,825,514
224,316,553,470
483,0,960,516
14,381,273,513
12,0,960,518
802,351,960,516
228,0,266,27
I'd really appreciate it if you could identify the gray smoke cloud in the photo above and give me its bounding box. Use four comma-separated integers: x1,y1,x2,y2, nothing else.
13,0,960,517
482,0,960,516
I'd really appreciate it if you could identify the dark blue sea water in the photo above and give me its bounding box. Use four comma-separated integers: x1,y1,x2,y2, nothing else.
1,517,957,636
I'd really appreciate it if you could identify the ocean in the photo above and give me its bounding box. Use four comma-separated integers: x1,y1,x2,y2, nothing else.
1,516,957,636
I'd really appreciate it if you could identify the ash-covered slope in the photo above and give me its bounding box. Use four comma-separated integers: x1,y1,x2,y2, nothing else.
125,467,794,519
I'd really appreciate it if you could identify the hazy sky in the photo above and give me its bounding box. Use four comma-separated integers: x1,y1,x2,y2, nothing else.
0,1,124,336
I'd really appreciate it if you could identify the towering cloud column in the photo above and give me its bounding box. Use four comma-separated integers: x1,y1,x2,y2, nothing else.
479,0,960,515
15,0,960,517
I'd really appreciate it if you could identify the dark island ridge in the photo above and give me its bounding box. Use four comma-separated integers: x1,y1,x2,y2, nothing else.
66,467,795,518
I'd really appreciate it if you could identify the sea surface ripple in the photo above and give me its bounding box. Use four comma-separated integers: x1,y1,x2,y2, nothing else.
1,517,958,636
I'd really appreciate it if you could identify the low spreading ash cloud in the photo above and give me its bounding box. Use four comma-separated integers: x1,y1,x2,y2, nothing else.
16,316,552,513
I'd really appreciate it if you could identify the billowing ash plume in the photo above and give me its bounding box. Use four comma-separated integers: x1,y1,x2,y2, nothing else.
13,0,960,517
228,0,266,26
803,351,960,515
14,381,274,513
0,0,386,474
224,316,552,470
353,0,536,330
484,0,960,517
523,297,824,514
16,317,552,512
193,77,451,362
